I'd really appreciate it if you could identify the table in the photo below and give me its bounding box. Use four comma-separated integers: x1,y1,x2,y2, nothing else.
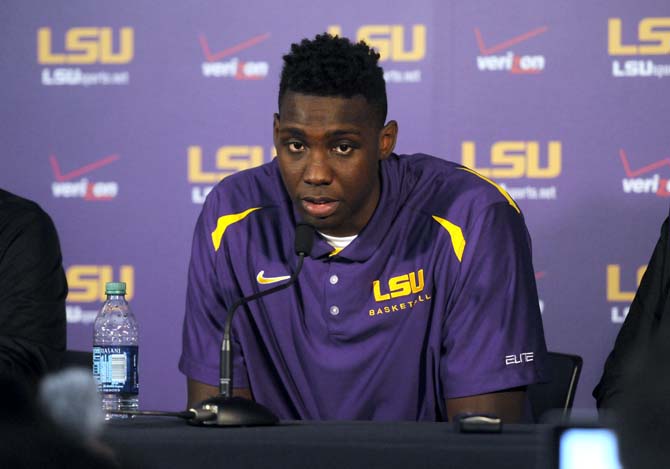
102,418,554,469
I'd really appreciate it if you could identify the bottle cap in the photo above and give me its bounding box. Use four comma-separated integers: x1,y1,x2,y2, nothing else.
105,282,126,295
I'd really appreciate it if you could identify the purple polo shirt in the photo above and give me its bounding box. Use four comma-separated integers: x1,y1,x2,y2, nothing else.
179,153,547,421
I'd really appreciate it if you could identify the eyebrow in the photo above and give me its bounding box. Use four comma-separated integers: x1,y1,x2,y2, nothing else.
278,126,363,138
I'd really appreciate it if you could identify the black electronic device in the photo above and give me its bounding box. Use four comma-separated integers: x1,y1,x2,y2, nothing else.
453,413,502,433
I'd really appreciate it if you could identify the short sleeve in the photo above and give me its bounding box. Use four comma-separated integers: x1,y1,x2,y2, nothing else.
440,202,547,398
178,193,249,389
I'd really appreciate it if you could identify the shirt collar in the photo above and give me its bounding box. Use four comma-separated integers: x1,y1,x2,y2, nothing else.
312,158,398,262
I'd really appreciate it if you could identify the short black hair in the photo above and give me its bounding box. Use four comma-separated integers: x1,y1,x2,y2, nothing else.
278,33,387,126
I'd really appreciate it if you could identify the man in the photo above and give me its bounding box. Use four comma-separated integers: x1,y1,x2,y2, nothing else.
179,34,547,421
0,189,67,386
592,213,670,468
593,215,670,410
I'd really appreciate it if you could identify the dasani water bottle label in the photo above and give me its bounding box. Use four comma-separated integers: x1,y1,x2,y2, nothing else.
93,345,139,394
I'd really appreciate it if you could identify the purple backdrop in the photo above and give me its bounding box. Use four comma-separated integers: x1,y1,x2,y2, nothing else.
1,0,668,413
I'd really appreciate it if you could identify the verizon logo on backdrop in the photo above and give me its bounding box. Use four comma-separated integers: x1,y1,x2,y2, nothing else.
619,148,670,198
199,32,270,80
474,25,548,74
50,153,120,201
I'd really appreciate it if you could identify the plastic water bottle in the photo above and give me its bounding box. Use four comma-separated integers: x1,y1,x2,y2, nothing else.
92,282,139,419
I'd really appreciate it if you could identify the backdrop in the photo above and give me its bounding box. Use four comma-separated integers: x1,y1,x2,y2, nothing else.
1,0,668,413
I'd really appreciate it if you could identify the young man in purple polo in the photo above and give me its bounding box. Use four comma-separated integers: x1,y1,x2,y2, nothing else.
179,34,547,421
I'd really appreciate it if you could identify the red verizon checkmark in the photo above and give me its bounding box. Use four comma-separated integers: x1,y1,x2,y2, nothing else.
49,154,120,182
474,26,548,55
199,32,271,62
620,149,670,177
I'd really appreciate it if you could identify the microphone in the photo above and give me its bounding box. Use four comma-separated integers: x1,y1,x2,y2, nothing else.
189,222,315,426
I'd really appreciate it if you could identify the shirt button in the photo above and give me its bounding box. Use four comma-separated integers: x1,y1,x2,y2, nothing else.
329,305,340,316
329,275,339,285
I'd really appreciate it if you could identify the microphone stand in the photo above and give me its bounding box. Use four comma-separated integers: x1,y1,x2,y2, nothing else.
188,223,314,427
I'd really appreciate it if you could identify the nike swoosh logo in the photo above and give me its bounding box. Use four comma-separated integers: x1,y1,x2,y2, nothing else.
256,270,291,285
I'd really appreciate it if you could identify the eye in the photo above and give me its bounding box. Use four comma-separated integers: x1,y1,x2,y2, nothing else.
333,144,353,156
287,142,304,153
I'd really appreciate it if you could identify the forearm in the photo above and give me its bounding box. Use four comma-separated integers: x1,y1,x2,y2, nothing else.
446,388,526,423
186,378,253,408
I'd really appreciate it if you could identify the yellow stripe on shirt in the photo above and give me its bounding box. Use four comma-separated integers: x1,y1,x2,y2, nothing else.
432,215,466,262
211,207,261,251
458,167,521,214
328,247,343,257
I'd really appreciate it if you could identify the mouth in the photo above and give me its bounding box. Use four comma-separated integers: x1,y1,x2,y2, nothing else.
301,196,339,218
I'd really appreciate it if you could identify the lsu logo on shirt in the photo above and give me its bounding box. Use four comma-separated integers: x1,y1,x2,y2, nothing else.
369,269,431,317
188,145,268,204
373,269,425,301
607,263,646,323
608,18,670,78
461,140,561,201
37,27,133,86
66,265,135,325
327,24,426,83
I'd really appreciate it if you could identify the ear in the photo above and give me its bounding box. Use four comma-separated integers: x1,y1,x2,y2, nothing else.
378,120,398,160
273,113,280,149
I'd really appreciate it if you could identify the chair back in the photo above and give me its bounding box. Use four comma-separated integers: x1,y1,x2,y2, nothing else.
527,351,582,422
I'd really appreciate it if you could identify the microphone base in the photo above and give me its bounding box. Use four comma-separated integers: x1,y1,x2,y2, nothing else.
188,396,279,427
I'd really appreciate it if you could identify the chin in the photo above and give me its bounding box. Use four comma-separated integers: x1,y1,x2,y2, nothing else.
300,216,334,233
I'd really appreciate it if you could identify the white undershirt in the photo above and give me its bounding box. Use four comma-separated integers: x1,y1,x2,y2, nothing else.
318,231,358,250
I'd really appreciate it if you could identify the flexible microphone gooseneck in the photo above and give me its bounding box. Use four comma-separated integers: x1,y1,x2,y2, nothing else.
189,222,315,427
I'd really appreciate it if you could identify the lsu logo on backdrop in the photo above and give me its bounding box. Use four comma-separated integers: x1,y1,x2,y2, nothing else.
618,148,670,198
474,25,548,74
607,263,646,323
369,269,432,317
37,27,133,86
188,145,269,203
50,153,120,201
608,18,670,78
461,140,562,200
66,265,135,324
327,24,426,83
199,32,270,80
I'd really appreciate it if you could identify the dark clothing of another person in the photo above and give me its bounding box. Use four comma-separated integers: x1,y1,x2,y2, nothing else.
593,216,670,409
0,189,67,386
594,215,670,468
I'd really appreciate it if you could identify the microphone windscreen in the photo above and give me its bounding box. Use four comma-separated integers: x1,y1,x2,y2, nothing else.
38,368,105,442
294,223,315,256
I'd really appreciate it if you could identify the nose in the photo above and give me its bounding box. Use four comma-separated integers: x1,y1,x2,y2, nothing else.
303,150,332,186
